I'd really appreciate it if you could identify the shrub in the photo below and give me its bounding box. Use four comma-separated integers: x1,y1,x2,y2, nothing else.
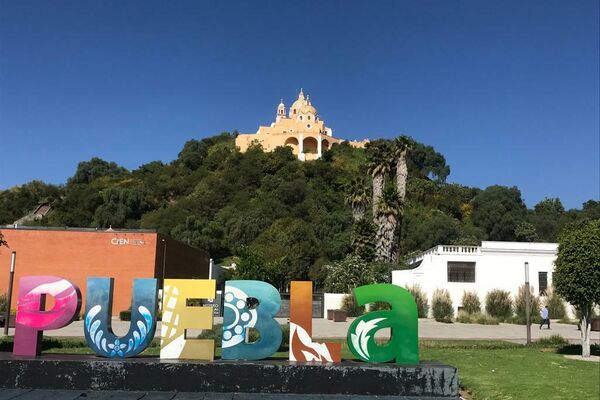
341,294,365,317
323,255,371,293
474,313,499,325
369,302,391,311
544,287,567,320
431,289,453,323
456,311,499,325
513,284,541,325
456,311,471,323
0,293,7,314
407,285,429,318
485,289,513,321
536,334,568,347
461,291,481,314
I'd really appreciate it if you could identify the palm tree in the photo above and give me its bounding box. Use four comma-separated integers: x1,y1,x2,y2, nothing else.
344,178,370,221
390,135,414,261
393,135,414,202
366,141,392,218
374,185,403,262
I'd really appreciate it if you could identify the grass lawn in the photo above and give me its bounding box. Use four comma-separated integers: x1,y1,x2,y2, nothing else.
2,337,598,399
420,340,600,400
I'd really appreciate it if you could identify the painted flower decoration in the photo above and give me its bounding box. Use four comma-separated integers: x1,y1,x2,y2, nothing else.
108,338,127,357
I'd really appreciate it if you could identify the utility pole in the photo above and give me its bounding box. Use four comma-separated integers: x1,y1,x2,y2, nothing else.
161,239,167,287
4,252,16,336
524,262,531,345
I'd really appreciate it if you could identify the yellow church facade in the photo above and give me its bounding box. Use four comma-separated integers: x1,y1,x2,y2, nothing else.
235,90,369,161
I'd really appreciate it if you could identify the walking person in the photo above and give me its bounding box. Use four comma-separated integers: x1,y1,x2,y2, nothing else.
539,305,550,329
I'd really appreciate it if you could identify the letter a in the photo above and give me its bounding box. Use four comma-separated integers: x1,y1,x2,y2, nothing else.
346,284,418,364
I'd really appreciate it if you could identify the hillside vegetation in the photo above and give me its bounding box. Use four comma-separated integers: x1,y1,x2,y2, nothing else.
1,133,598,288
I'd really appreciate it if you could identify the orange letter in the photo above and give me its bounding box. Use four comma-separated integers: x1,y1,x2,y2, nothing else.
289,281,340,362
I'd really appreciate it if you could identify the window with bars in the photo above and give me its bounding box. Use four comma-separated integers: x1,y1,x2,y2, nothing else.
447,262,476,283
538,272,548,295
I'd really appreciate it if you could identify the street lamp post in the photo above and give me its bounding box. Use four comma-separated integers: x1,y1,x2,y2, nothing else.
4,252,16,336
161,239,167,287
524,262,531,345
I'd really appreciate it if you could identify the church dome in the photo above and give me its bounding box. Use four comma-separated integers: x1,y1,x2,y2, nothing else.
299,103,317,114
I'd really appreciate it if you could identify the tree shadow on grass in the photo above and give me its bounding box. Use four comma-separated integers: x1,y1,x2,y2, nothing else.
557,344,600,356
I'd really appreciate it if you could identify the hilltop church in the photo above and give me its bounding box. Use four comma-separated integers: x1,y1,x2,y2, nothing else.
235,89,369,160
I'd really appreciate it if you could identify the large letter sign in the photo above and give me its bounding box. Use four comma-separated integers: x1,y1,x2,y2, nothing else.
221,280,282,360
289,281,341,362
13,276,82,356
160,279,216,360
84,278,158,358
347,284,418,364
10,275,422,364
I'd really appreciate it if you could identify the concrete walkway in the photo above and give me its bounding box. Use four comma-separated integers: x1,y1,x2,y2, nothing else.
2,318,598,344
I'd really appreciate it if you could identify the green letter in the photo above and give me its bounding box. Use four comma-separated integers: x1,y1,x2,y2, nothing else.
347,284,418,364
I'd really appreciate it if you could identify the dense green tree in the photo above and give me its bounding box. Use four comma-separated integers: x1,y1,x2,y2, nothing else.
553,219,600,357
402,209,461,252
69,157,127,185
250,217,319,282
0,181,63,225
514,221,539,242
93,187,153,228
351,218,375,261
323,254,390,293
4,131,597,292
407,142,450,182
530,198,566,242
471,185,527,240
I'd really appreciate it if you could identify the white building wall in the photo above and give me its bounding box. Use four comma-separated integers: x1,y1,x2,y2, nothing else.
324,293,346,312
392,242,571,318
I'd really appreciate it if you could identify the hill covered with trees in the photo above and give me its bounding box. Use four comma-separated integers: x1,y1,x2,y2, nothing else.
1,132,598,288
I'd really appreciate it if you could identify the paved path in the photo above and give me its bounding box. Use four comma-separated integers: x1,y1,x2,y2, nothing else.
2,318,598,344
0,389,409,399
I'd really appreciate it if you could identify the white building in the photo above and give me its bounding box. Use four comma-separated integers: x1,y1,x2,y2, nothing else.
391,241,566,317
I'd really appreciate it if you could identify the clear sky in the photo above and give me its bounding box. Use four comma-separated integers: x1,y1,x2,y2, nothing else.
1,1,598,209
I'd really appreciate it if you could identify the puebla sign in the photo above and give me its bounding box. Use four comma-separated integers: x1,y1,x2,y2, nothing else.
12,277,418,364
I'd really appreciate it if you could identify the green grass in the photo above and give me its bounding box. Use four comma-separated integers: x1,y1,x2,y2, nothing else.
420,340,600,400
1,337,598,399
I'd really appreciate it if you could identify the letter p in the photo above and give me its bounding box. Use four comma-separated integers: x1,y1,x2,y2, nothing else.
13,276,82,356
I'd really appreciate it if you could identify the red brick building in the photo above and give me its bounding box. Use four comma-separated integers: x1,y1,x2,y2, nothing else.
0,227,210,315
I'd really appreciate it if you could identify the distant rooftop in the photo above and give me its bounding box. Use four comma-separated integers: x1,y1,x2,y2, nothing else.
1,225,156,234
408,241,558,266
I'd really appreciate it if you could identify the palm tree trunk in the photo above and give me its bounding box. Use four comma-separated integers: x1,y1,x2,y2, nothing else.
396,151,408,201
372,173,384,217
375,214,397,262
352,204,365,221
392,151,408,263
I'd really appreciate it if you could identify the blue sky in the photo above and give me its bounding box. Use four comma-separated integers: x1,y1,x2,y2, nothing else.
1,0,598,209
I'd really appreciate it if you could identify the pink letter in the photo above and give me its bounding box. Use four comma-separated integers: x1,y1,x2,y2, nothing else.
13,276,81,356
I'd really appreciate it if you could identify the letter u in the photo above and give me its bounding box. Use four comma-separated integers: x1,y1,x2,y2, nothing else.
84,277,158,358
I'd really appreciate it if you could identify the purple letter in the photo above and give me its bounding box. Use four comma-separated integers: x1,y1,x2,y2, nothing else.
13,276,81,356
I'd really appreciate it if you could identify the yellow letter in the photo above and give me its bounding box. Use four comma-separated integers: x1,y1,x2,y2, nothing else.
160,279,216,360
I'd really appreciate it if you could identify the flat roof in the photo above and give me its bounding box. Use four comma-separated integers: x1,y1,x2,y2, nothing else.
1,225,157,234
